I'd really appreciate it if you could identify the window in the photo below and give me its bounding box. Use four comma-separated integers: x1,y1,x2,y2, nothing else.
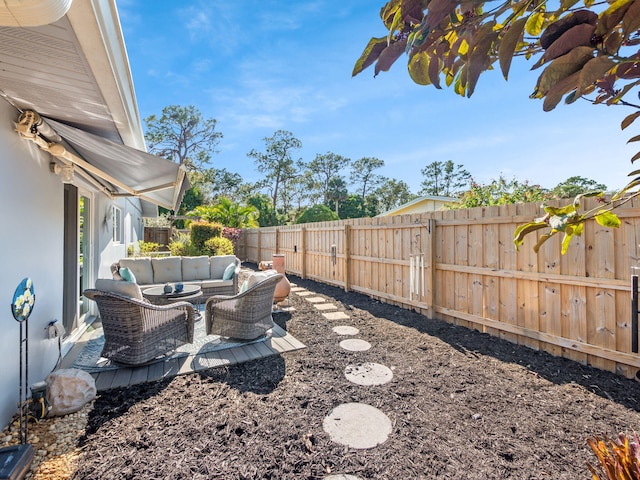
112,206,122,243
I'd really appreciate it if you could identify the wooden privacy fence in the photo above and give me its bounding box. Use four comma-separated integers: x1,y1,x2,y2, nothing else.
238,198,640,378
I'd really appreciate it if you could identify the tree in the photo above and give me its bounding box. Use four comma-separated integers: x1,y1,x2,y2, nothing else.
353,2,640,252
552,176,608,199
374,178,416,212
187,197,258,228
454,176,550,209
307,152,351,204
247,130,301,211
296,205,340,224
246,193,281,227
420,160,471,196
350,157,385,201
144,105,222,172
326,177,349,215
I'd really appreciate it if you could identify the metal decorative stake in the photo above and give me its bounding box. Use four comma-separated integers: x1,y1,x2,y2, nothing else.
10,277,35,444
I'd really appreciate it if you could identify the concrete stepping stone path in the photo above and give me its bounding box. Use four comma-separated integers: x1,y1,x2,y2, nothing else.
294,290,313,296
339,338,371,352
332,325,359,336
344,362,393,386
322,311,350,321
305,296,326,303
314,303,337,311
322,403,392,449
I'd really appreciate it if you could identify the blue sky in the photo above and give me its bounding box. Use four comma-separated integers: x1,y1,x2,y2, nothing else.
118,0,638,195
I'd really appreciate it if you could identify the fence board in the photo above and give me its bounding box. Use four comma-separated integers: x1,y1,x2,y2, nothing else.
241,199,640,378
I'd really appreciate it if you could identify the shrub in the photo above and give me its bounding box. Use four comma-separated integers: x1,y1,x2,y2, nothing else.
203,237,234,256
296,205,339,224
139,241,162,254
190,221,223,252
222,227,242,253
127,240,163,257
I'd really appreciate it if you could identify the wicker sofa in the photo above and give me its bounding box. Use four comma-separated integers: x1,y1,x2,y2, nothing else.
114,255,241,301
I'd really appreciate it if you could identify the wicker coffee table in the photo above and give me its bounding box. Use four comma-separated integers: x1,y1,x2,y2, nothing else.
142,284,202,306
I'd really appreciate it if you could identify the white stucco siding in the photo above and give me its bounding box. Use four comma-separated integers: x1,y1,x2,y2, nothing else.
0,99,66,428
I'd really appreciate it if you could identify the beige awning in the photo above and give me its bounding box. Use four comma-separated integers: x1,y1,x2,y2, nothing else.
16,111,189,211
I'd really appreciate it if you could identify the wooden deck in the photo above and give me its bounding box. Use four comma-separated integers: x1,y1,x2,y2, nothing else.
60,319,306,392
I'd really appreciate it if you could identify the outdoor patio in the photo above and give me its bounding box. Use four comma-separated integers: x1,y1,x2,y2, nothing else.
8,269,640,479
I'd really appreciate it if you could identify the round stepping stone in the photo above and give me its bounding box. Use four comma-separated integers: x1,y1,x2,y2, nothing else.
323,403,392,449
344,362,393,386
332,325,359,336
324,476,363,480
339,338,371,351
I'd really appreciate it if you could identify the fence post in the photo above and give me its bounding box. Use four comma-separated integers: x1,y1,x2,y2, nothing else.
257,230,262,264
274,227,279,254
633,274,638,353
424,218,436,319
344,224,351,292
300,226,306,279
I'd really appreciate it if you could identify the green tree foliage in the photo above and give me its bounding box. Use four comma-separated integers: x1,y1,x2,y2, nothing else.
296,204,340,224
374,178,416,212
454,176,550,208
247,130,302,211
350,157,385,201
420,160,471,196
187,197,258,228
144,105,222,172
338,194,379,219
247,193,281,227
307,152,351,204
326,177,349,214
353,0,640,252
552,176,608,198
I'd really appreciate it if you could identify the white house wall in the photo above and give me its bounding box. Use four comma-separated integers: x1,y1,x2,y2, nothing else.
0,98,146,428
0,98,65,428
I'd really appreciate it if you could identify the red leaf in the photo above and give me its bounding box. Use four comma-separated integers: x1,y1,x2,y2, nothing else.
374,39,408,76
533,23,595,69
499,17,527,79
424,0,459,30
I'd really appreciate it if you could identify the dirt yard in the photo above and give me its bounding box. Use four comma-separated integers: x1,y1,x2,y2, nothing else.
69,268,640,479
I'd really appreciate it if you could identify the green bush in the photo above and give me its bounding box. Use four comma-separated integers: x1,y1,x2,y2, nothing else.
190,221,223,252
139,241,162,254
203,237,234,256
168,241,189,256
127,240,163,257
296,205,339,224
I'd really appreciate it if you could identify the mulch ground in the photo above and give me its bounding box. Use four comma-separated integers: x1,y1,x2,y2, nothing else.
71,266,640,479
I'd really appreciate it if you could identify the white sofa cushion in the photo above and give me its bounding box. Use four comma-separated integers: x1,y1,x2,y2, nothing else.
119,258,153,285
210,255,237,279
200,279,234,289
245,269,278,290
95,279,143,300
151,256,183,283
181,256,210,281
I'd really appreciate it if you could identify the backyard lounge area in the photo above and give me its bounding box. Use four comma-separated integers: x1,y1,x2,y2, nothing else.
7,266,640,479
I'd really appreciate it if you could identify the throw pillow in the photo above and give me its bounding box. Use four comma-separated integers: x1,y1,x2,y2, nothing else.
240,280,249,293
222,262,236,280
119,267,137,284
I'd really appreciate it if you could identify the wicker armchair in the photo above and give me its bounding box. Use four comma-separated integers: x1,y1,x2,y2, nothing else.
205,273,284,340
83,289,196,365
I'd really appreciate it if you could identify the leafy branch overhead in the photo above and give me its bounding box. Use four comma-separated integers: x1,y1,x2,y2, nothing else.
354,0,640,252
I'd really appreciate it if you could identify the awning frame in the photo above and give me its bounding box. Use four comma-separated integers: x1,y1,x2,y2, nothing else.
15,110,187,210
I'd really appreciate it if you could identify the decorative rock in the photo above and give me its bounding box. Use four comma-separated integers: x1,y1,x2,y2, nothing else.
323,403,392,449
339,339,371,352
46,368,96,416
344,363,394,386
332,326,359,336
